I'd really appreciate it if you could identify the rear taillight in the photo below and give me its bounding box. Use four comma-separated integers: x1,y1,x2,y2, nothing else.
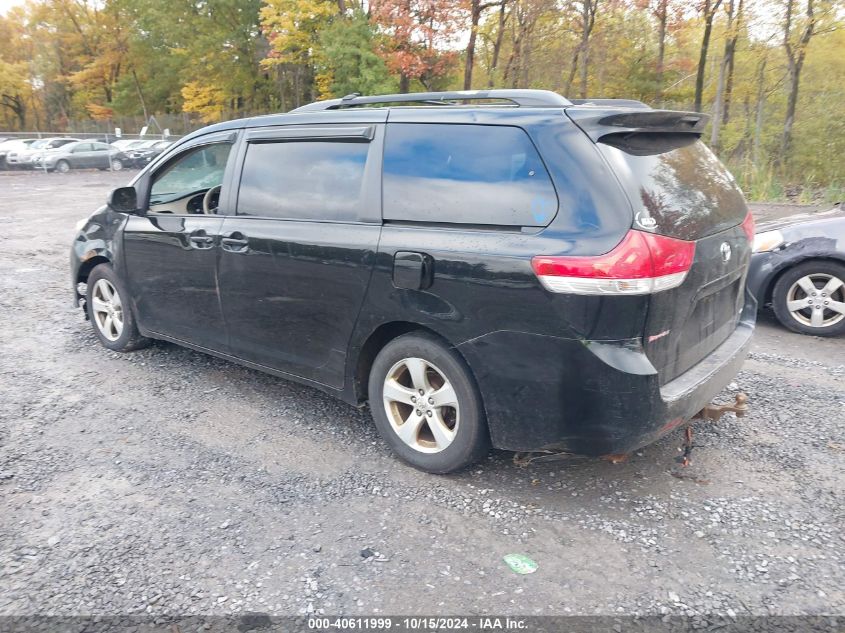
531,230,696,295
741,211,755,242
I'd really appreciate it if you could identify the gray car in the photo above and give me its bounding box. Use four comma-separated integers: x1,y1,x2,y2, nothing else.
33,141,127,173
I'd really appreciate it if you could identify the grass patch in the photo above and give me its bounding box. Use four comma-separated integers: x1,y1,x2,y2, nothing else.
728,160,843,205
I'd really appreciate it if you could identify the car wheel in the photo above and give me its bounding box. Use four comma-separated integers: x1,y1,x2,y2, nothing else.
368,332,489,473
55,160,70,174
771,260,845,337
111,159,124,171
85,264,150,352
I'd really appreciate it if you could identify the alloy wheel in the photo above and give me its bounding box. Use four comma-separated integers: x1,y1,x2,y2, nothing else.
785,273,845,329
91,278,124,341
382,357,460,454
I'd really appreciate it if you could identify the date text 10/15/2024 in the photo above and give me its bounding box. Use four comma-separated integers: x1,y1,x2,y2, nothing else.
307,617,529,631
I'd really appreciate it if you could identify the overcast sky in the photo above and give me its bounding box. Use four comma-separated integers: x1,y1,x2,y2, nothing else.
0,0,23,15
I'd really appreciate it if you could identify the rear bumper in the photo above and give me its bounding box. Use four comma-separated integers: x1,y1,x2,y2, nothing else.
457,292,756,455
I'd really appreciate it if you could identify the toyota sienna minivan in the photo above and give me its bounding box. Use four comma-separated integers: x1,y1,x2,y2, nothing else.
70,90,755,473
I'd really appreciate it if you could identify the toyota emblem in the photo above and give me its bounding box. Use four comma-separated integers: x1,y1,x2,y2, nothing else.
720,242,732,263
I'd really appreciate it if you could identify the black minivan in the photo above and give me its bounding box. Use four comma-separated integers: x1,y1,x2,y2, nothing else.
70,90,756,473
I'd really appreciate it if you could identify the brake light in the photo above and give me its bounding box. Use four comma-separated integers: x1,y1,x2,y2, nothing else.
531,230,695,295
741,211,755,242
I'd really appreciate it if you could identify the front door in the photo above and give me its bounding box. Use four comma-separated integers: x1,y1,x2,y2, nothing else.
70,143,95,168
122,132,238,352
217,124,383,388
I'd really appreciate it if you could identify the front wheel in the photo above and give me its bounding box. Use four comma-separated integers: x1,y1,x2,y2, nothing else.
85,264,150,351
771,260,845,336
55,160,70,173
110,159,124,171
368,332,489,474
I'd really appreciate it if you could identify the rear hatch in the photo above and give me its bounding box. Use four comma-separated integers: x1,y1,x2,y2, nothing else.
567,106,752,384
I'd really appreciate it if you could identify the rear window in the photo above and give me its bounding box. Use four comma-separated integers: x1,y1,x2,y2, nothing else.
596,138,747,240
383,123,558,227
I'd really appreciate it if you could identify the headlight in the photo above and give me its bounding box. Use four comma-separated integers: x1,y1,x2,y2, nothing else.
752,230,784,253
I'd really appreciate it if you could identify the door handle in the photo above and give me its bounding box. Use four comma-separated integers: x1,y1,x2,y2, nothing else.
221,231,249,253
188,230,214,249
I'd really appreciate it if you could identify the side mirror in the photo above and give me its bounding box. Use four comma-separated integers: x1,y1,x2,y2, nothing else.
107,186,139,214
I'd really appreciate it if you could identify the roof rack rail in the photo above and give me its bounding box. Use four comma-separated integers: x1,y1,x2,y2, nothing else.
291,89,571,113
569,98,651,109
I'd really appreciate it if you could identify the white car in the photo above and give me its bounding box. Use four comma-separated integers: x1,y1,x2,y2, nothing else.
0,139,38,169
8,137,80,168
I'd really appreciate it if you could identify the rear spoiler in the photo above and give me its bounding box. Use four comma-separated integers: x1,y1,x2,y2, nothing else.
565,107,709,143
569,98,651,109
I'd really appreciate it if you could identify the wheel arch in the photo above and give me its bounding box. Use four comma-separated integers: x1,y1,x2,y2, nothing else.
763,255,845,306
352,321,468,404
76,255,111,285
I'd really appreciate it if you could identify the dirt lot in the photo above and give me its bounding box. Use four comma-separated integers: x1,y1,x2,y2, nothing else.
1,170,843,620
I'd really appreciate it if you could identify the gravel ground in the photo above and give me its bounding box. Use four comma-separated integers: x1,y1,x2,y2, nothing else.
0,170,843,620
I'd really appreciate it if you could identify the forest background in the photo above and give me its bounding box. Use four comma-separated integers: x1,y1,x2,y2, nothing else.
0,0,842,200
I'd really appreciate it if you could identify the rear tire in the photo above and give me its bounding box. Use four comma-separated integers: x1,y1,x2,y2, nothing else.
771,260,845,337
368,332,489,474
85,264,150,351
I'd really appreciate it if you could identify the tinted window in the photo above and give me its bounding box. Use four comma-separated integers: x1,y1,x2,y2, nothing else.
596,139,747,240
383,124,558,227
91,143,110,151
237,141,369,222
73,143,92,152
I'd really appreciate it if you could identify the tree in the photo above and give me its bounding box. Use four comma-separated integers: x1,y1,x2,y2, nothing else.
465,0,502,90
637,0,682,99
181,81,228,123
710,0,743,151
780,0,815,161
563,0,599,98
693,0,723,112
316,10,395,98
503,0,554,89
370,0,464,92
261,0,338,107
485,0,511,87
0,60,28,128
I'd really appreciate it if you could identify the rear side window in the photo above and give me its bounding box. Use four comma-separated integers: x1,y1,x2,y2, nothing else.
383,124,558,227
237,141,369,222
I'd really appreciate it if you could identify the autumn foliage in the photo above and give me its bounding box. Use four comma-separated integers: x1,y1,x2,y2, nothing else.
0,0,843,193
370,0,466,90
